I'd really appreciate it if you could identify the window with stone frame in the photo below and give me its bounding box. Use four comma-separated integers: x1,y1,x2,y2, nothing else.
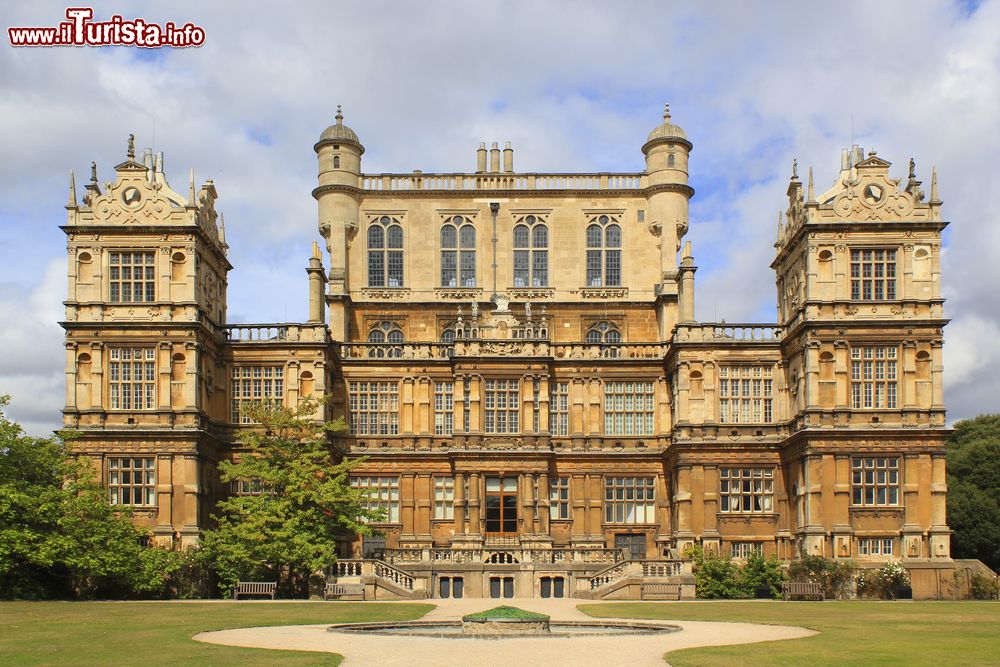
549,381,569,436
367,215,404,288
484,379,520,434
549,476,570,520
109,251,155,303
230,366,284,424
348,381,400,435
108,457,156,506
434,381,454,435
858,537,894,557
108,347,156,410
586,321,622,358
512,214,548,287
731,542,764,559
367,321,404,358
604,476,656,524
850,346,898,409
850,248,896,300
433,476,455,519
230,478,269,496
720,468,774,513
350,476,400,523
585,214,622,287
441,215,476,287
718,366,773,423
851,457,900,506
603,381,655,435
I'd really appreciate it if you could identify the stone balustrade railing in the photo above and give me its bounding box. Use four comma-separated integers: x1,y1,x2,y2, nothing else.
381,546,626,565
673,322,783,344
223,322,328,344
337,341,669,361
373,560,415,590
331,559,364,578
359,172,646,192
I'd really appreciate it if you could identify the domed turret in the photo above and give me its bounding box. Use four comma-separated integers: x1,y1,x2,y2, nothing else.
645,103,688,143
316,105,364,153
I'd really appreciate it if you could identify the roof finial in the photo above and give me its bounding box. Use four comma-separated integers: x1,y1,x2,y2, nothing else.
791,158,799,180
335,104,343,125
663,103,671,122
189,167,196,202
311,241,322,260
930,166,939,201
68,170,77,206
127,133,135,160
777,209,784,238
90,161,98,185
807,167,815,201
219,212,227,246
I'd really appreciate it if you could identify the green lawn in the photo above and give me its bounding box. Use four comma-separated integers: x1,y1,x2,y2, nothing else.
1,601,434,666
579,600,1000,666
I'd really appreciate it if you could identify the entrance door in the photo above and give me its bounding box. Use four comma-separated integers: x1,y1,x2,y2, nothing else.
615,533,647,560
485,476,518,535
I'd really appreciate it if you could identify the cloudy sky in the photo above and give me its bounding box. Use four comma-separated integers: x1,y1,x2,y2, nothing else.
1,0,997,434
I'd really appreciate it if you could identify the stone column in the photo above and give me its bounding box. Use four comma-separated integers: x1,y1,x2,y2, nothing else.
454,374,466,433
401,474,416,537
65,342,78,410
401,377,415,436
468,473,482,536
538,376,550,435
537,473,551,535
416,474,432,539
571,474,587,540
453,472,466,535
587,474,603,541
521,472,536,534
469,375,482,434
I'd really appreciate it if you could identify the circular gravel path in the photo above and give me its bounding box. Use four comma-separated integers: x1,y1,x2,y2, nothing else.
194,598,816,666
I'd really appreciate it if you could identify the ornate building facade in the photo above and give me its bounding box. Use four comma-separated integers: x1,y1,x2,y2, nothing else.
61,106,955,599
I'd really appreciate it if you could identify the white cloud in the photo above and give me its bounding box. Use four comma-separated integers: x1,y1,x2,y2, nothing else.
1,0,998,432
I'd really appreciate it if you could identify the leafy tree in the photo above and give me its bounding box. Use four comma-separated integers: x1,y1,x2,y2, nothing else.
947,415,1000,569
0,395,183,599
739,551,786,599
198,398,378,597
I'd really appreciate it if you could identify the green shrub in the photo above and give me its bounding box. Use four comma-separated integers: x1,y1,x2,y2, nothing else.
686,544,786,599
857,561,910,599
788,555,855,599
970,572,999,600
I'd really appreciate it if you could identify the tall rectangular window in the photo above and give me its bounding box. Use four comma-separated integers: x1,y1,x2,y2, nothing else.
604,476,656,524
433,476,455,519
109,251,155,303
348,381,399,435
484,379,520,434
719,366,773,423
852,457,900,506
720,468,774,513
230,366,284,424
549,382,569,436
108,457,156,506
350,476,400,523
851,248,896,300
604,381,655,435
108,347,155,410
851,346,898,409
549,476,570,520
434,381,454,435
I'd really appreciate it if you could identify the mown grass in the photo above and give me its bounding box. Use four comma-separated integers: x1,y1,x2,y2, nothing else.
1,601,434,666
578,600,1000,666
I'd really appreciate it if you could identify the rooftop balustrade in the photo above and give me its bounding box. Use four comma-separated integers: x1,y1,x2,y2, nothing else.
359,172,646,192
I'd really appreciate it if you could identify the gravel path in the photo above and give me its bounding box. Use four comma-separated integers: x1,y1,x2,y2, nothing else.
194,598,816,666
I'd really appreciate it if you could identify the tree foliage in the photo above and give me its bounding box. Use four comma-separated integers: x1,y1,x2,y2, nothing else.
0,396,185,599
198,398,378,597
686,544,786,599
947,414,1000,569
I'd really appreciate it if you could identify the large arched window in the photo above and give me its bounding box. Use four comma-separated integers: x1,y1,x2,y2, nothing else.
585,215,622,287
586,321,622,358
368,216,404,287
441,216,476,287
513,215,548,287
367,321,404,358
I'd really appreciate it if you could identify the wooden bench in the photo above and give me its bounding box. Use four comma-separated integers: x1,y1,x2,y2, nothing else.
641,583,682,600
324,582,366,601
782,581,825,601
232,581,277,600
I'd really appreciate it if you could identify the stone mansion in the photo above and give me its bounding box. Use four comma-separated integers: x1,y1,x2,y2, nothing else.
61,105,955,599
